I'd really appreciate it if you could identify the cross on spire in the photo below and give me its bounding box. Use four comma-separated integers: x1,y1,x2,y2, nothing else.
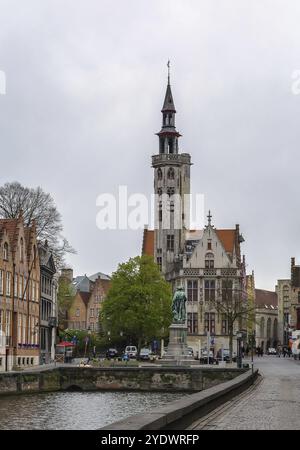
167,60,170,85
207,210,212,226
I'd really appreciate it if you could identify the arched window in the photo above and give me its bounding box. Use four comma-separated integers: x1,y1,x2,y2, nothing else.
205,252,214,269
157,168,162,181
167,168,175,180
20,238,24,262
260,317,265,337
3,242,8,260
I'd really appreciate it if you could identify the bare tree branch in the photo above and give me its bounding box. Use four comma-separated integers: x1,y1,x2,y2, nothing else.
0,181,76,268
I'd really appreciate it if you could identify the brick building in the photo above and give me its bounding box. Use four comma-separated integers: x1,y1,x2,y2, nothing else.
61,269,111,332
0,215,40,371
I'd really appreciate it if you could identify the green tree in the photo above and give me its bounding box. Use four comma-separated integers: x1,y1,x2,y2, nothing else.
57,278,75,330
101,255,172,352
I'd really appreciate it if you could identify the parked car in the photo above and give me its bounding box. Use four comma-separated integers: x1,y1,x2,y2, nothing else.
267,347,277,355
138,348,157,361
124,345,138,358
200,350,216,364
187,347,194,357
216,349,237,362
106,348,119,359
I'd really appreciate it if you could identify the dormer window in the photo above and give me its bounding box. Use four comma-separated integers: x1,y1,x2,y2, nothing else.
3,243,8,260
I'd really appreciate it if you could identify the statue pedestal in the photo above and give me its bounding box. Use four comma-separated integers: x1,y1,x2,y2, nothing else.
162,322,196,365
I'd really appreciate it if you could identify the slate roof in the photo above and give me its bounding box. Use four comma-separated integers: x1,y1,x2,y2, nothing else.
255,289,278,308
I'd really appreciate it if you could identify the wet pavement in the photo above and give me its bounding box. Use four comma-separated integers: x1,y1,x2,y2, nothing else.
189,356,300,430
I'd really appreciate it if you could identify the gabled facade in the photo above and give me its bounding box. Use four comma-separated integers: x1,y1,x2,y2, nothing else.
0,215,40,371
62,269,111,332
276,257,300,346
39,241,57,364
254,289,278,352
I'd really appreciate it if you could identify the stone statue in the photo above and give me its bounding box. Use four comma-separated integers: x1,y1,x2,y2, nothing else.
172,286,187,323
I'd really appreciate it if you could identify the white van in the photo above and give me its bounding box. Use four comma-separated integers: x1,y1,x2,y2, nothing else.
124,346,137,358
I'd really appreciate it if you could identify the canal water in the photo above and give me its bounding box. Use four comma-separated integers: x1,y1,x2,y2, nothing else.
0,391,185,430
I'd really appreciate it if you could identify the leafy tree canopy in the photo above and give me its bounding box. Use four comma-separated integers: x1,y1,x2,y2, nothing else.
101,255,172,350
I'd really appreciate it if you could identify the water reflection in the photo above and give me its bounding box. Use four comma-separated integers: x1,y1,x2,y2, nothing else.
0,391,184,430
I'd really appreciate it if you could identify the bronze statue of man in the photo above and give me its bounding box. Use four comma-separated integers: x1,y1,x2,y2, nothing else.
172,286,187,323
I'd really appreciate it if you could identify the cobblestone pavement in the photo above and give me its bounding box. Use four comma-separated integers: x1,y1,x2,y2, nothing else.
189,356,300,430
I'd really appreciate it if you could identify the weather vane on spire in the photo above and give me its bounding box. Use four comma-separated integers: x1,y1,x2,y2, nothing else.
207,210,212,226
167,60,170,84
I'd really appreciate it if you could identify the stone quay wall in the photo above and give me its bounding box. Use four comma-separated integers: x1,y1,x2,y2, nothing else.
0,366,246,396
102,370,259,430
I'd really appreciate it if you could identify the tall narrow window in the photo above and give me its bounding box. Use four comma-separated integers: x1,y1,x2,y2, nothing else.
167,167,175,179
19,275,23,299
0,270,3,295
5,272,11,296
14,274,18,297
3,243,8,260
222,280,233,302
167,234,174,251
204,312,215,334
157,168,162,180
204,280,215,302
205,253,214,269
187,313,198,334
157,257,162,271
168,138,173,154
33,245,36,268
222,314,228,334
20,238,24,262
187,280,198,302
159,201,162,222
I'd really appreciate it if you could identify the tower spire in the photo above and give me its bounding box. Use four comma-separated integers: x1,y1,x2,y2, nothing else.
156,64,181,155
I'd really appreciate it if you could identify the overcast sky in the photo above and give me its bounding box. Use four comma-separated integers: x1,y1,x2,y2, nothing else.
0,0,300,290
